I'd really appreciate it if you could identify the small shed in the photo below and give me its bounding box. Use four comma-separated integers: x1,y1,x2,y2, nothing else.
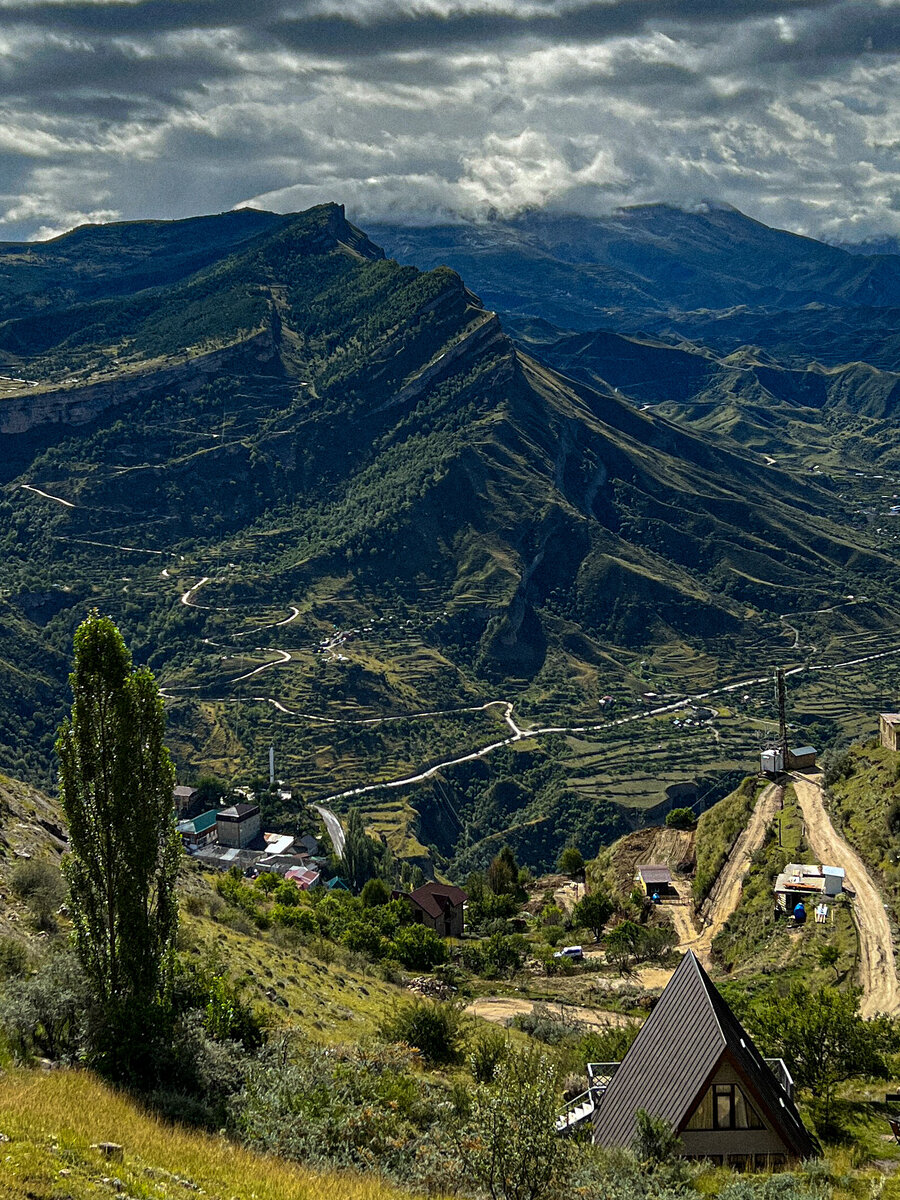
787,746,817,771
635,864,674,897
760,748,784,775
880,714,900,754
822,865,845,897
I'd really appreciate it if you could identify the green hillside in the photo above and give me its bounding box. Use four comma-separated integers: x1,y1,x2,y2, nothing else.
2,204,900,873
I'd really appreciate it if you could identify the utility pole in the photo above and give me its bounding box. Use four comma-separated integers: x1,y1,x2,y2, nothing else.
776,667,788,767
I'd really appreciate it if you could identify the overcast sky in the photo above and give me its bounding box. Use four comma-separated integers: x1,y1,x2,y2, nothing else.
0,0,897,242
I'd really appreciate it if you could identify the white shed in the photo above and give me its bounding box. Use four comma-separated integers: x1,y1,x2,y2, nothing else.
760,748,784,774
822,865,845,897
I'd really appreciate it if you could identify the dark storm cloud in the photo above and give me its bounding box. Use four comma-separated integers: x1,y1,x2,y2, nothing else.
0,0,895,242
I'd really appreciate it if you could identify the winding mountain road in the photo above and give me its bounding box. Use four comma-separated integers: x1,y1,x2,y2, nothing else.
791,771,900,1017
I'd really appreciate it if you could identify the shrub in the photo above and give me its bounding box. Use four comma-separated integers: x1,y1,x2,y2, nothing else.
467,1049,565,1200
378,997,469,1065
10,857,65,930
665,808,697,831
470,1026,510,1083
389,923,448,971
631,1109,681,1164
0,947,88,1062
0,935,30,980
272,904,316,933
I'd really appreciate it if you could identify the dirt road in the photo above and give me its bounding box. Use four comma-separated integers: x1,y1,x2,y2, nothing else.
665,783,782,968
792,771,900,1017
467,996,628,1029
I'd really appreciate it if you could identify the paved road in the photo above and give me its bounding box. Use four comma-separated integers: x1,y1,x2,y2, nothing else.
312,804,345,857
792,771,900,1017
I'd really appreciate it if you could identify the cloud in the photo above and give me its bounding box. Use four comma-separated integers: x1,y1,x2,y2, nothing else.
0,0,896,242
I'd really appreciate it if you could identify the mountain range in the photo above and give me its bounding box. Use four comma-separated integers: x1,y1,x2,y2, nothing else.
1,201,899,869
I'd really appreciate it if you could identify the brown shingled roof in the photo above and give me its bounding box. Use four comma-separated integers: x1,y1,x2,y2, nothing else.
408,882,467,920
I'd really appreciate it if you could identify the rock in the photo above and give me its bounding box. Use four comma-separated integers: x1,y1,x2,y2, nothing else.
95,1142,124,1161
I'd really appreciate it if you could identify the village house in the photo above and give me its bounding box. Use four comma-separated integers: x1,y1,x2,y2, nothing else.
173,784,199,814
176,809,219,849
774,862,845,913
216,802,261,849
407,881,467,937
880,713,900,753
576,951,818,1166
634,864,675,898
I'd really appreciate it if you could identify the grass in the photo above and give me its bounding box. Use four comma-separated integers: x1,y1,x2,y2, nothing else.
0,1069,429,1200
179,900,406,1043
693,776,761,905
825,740,900,923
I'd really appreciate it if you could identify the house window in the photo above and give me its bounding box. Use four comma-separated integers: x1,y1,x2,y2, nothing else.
686,1084,764,1131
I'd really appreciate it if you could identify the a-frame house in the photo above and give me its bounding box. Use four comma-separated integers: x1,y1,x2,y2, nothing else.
590,951,818,1168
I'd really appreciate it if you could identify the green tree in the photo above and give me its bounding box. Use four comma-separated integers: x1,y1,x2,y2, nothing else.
557,845,585,877
361,877,391,907
390,923,448,971
748,982,894,1119
573,890,614,940
56,612,181,1078
467,1049,565,1200
341,806,376,892
817,943,840,981
487,845,520,896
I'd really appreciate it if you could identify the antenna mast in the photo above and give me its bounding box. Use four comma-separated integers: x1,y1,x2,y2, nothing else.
776,668,788,762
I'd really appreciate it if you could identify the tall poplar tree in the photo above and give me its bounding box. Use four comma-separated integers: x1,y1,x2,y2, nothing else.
56,612,180,1072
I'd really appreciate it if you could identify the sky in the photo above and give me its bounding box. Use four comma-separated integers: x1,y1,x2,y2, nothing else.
0,0,897,243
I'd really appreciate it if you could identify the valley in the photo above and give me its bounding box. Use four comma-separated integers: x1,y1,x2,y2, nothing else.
2,202,900,876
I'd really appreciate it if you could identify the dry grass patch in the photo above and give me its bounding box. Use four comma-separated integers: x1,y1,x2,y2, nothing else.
0,1069,432,1200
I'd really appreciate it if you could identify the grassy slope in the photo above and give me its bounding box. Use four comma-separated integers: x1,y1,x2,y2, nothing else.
0,1070,426,1200
692,776,760,904
824,741,900,923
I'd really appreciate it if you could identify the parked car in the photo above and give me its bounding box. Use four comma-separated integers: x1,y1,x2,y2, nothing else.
553,945,584,960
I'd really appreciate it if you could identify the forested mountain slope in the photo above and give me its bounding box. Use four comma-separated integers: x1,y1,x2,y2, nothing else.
1,203,899,868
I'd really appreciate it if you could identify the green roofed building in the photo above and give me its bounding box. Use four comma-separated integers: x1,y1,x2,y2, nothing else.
177,808,219,849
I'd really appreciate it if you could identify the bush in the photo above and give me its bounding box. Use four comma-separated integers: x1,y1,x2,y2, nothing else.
272,904,316,933
379,997,469,1065
10,857,65,929
389,923,448,971
0,947,88,1062
665,808,697,831
470,1027,510,1083
467,1049,565,1200
0,935,30,980
631,1109,682,1164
